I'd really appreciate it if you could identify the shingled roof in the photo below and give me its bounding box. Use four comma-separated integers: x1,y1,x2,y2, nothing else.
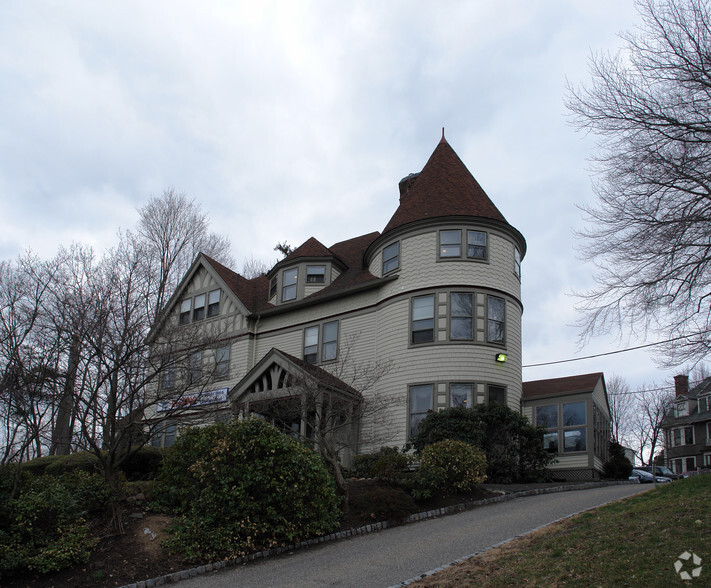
383,135,508,235
522,373,604,399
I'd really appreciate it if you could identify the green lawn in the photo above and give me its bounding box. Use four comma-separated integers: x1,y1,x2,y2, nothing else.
413,475,710,587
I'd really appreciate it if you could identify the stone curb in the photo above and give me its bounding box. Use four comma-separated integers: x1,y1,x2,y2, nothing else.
119,480,635,588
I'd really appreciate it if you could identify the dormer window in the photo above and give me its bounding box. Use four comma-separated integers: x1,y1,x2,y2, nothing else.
383,242,399,274
207,289,221,317
269,277,277,298
676,401,689,417
306,265,326,283
193,294,206,321
179,299,191,325
282,268,298,302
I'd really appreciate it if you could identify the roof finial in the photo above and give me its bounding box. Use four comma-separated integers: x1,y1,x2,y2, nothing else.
440,127,446,143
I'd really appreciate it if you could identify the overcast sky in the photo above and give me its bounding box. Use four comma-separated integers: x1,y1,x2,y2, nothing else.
1,1,686,392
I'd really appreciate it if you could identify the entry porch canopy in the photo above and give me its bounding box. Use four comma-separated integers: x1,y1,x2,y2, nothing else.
229,348,362,443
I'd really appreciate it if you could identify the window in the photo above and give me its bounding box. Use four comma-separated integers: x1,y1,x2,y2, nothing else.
704,453,711,467
487,296,505,343
306,265,326,284
450,293,473,340
193,294,206,321
672,426,694,447
685,456,697,471
214,345,230,379
536,405,559,453
160,361,176,390
322,321,338,361
467,230,487,259
411,295,435,343
151,422,177,448
450,383,473,408
304,326,319,364
514,247,521,278
707,421,711,441
383,242,399,273
269,277,277,298
675,401,689,417
410,384,433,437
207,289,221,317
179,299,191,325
282,268,298,301
188,351,202,384
488,385,505,405
563,401,586,453
439,230,461,257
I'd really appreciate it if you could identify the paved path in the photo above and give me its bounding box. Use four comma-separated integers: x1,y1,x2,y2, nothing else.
177,484,646,588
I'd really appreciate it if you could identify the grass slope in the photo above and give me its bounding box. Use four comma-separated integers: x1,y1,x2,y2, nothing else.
412,475,710,587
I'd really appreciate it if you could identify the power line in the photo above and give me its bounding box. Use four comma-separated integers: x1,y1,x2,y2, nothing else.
522,334,697,369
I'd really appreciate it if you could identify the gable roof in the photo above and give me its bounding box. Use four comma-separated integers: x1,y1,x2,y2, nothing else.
202,254,271,314
382,135,508,235
522,372,604,399
283,237,336,262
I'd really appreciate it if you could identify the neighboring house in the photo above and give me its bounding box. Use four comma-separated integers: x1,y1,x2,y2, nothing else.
662,375,711,474
145,133,527,461
522,373,611,480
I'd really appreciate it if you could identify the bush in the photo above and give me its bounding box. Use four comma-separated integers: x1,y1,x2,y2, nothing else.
350,487,417,523
119,446,164,480
0,475,99,577
352,446,410,480
155,418,340,561
417,439,487,496
412,404,552,483
603,441,633,479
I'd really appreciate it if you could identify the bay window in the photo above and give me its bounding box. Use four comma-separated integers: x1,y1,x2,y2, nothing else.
411,295,435,343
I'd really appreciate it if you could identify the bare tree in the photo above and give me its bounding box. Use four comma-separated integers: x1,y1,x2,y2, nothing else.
241,255,269,278
567,0,711,366
606,374,635,445
628,386,674,465
134,188,234,323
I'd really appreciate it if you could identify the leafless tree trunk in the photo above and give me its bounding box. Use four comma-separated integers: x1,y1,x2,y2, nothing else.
628,386,674,465
606,374,635,445
567,0,711,367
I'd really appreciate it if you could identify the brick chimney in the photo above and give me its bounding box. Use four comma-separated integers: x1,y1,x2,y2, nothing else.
674,374,689,397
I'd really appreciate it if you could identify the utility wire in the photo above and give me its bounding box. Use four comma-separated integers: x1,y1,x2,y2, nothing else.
522,334,697,368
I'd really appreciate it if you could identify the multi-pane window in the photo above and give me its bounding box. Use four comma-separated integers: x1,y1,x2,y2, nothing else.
412,295,435,343
467,230,487,259
383,242,399,273
514,247,521,278
672,426,694,447
207,289,221,317
188,351,202,384
160,361,176,390
322,321,338,361
179,299,191,324
303,322,339,364
450,293,473,340
675,401,689,417
151,422,177,448
306,265,326,284
488,385,505,405
563,401,586,452
450,383,473,408
193,294,206,321
536,405,559,453
439,230,461,257
410,384,433,437
304,326,319,364
282,268,298,301
487,296,505,343
214,345,230,379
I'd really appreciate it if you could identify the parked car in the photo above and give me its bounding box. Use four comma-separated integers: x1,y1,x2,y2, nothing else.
629,469,672,483
681,469,711,478
636,465,682,481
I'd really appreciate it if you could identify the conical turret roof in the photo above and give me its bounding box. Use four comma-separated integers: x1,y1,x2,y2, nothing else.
383,136,507,234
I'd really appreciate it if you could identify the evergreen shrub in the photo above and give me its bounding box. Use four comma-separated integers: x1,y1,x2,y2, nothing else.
418,439,487,496
155,418,340,561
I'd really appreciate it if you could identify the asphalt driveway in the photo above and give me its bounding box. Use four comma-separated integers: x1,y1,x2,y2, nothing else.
173,483,646,588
